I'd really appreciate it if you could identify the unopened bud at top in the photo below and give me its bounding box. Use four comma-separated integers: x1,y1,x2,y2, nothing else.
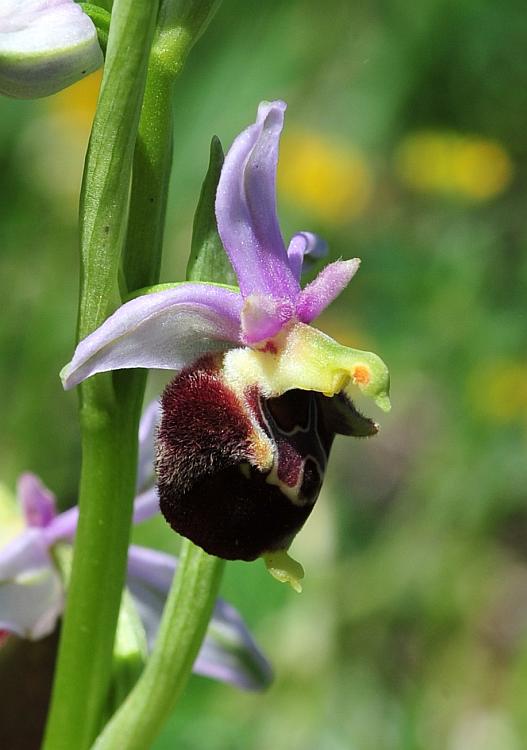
0,0,103,99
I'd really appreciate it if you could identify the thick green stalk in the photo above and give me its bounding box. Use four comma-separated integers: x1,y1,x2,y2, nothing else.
92,7,229,745
43,2,160,748
46,1,223,747
122,65,174,292
93,543,225,750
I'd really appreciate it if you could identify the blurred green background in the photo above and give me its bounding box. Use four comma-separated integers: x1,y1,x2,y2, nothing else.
2,0,527,748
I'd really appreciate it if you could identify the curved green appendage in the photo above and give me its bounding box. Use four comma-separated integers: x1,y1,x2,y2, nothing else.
187,136,238,286
263,550,305,593
80,4,111,54
153,0,223,77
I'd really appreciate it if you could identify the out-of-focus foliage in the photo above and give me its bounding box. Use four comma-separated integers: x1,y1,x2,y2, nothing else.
1,0,527,748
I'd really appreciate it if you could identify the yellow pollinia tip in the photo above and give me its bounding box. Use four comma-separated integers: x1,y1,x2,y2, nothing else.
263,550,305,593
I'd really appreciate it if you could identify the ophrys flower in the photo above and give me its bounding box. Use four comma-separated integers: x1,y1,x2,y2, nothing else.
61,101,390,590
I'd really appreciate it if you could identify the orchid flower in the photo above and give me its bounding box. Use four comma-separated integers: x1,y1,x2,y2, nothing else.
0,404,272,692
60,101,390,591
0,0,103,99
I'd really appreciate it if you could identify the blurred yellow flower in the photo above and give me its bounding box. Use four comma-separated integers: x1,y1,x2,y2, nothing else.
467,361,527,422
0,483,23,548
46,68,102,128
17,70,103,208
395,131,513,202
278,129,372,224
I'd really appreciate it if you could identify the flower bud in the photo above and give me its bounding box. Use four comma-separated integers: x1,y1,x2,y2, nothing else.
0,0,103,99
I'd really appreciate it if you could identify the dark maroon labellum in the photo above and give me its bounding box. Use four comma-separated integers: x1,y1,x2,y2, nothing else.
156,356,378,561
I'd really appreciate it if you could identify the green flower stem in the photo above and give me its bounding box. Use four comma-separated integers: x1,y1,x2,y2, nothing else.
43,1,160,748
93,543,225,750
122,65,174,293
155,0,223,78
45,0,224,747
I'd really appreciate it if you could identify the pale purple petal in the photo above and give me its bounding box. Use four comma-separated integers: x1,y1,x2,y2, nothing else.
240,294,295,344
287,232,328,281
61,284,243,390
295,258,361,323
0,0,103,99
127,545,176,596
127,545,272,690
17,472,56,528
44,485,159,548
194,599,273,691
0,565,63,639
0,528,49,578
44,506,78,545
216,101,300,300
132,487,160,526
0,528,62,639
137,401,161,491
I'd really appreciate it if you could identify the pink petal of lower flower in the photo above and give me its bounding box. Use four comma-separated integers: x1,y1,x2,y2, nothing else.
17,472,57,528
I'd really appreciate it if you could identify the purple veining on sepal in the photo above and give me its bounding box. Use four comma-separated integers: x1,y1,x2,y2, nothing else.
61,285,244,390
295,258,361,323
286,232,328,281
216,100,300,301
17,472,57,528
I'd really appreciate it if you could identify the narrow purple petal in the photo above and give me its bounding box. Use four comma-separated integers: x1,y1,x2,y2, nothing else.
45,485,159,548
17,472,56,528
137,401,161,491
194,599,273,691
0,529,49,578
132,487,159,526
295,258,361,323
60,284,243,390
286,231,328,281
127,545,175,592
240,294,295,344
127,545,272,690
216,101,300,300
43,506,78,545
